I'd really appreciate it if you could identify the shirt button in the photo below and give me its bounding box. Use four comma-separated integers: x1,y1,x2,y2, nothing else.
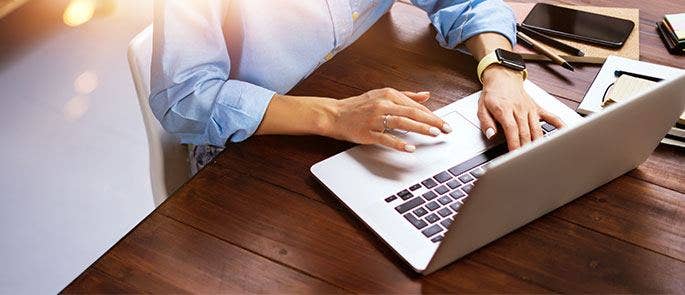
352,11,359,21
324,52,334,61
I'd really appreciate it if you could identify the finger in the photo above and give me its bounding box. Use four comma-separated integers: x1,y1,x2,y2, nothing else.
387,115,442,137
383,88,434,115
539,109,565,129
492,109,521,150
387,104,451,133
401,91,431,103
529,112,544,140
477,97,498,140
515,111,532,146
370,132,415,153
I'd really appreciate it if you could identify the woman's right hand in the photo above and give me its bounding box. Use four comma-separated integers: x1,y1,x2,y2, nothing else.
324,88,452,152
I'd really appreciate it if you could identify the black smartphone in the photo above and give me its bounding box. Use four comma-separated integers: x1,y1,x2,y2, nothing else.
522,3,634,48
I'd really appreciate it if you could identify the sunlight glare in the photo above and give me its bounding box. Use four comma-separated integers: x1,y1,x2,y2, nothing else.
63,0,96,27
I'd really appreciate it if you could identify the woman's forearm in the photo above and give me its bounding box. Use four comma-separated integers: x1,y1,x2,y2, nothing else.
465,32,513,61
254,94,339,137
253,89,449,152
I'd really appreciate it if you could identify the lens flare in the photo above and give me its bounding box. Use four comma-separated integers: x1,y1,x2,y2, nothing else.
63,95,90,121
63,0,96,27
74,71,99,94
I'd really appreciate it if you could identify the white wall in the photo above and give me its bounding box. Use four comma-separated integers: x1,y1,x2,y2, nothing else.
0,0,155,293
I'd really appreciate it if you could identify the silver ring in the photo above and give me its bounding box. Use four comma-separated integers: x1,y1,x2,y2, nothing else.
382,114,393,133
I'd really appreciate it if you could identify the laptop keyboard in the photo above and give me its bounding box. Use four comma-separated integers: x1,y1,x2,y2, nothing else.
385,123,557,243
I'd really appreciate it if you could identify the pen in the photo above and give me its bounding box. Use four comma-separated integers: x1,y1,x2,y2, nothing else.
516,31,574,71
517,34,535,48
614,70,663,82
517,24,585,57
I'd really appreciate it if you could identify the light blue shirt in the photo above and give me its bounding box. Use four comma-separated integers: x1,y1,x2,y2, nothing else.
150,0,516,147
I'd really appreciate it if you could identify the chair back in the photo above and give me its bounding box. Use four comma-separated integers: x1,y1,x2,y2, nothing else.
127,26,189,206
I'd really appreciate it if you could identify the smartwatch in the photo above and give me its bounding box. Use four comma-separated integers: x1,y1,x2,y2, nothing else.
476,48,527,84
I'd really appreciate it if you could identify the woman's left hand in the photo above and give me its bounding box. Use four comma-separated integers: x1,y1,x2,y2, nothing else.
477,65,565,150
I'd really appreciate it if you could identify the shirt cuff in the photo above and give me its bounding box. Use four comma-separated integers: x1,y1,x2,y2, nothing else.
179,80,276,146
459,4,517,47
217,80,276,143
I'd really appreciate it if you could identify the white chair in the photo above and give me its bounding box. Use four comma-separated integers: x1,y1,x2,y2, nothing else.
127,26,190,206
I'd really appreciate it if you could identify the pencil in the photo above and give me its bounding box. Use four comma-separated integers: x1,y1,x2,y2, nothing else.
516,31,574,71
517,24,585,57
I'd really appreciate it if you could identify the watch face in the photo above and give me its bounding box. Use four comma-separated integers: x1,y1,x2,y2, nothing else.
496,49,526,71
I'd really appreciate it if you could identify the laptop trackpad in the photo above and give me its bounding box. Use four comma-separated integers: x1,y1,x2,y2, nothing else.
345,112,490,182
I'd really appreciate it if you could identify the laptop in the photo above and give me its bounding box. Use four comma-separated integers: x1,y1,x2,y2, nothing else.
311,76,685,274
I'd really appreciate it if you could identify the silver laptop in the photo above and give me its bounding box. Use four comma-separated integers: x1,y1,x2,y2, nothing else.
311,75,685,274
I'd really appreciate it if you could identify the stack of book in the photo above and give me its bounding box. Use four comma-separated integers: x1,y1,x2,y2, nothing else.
657,13,685,55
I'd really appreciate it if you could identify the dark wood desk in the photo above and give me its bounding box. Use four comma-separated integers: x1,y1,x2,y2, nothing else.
65,0,684,292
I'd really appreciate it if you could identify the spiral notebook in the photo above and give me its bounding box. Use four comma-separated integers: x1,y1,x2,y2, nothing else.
579,56,685,147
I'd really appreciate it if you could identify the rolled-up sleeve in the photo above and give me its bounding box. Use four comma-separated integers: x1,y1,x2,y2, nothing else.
150,0,275,146
410,0,517,49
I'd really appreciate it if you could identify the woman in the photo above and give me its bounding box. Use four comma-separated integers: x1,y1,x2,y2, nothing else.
150,0,563,173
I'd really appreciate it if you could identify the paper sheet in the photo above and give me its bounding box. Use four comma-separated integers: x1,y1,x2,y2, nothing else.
602,75,658,107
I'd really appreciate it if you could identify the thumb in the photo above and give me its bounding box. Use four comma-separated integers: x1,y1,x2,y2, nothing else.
402,91,431,102
477,103,498,140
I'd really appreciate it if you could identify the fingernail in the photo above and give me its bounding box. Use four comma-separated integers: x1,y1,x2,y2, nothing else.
404,144,416,152
418,91,430,96
429,127,440,136
442,123,452,133
485,128,496,139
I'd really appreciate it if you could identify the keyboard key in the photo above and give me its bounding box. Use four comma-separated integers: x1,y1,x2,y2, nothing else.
470,167,485,178
384,195,397,202
448,144,507,177
421,224,443,237
437,195,452,205
412,207,428,217
542,122,556,133
409,183,422,191
446,179,460,189
433,171,452,183
434,185,449,195
437,207,452,217
421,178,438,189
422,191,438,201
450,202,462,212
404,213,428,229
431,235,444,242
461,183,474,193
458,174,474,183
395,197,425,214
449,190,465,200
425,213,440,223
440,218,453,228
397,189,413,200
425,201,440,211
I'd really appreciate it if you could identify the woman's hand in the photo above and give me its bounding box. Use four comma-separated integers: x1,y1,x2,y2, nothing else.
477,66,564,150
324,88,452,152
463,32,565,151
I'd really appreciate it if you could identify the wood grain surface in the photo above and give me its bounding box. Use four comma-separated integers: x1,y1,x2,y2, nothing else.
64,0,685,293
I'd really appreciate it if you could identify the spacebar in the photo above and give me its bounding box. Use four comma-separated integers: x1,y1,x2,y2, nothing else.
448,144,508,176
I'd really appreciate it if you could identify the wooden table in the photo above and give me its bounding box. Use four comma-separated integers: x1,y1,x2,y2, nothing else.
64,0,684,292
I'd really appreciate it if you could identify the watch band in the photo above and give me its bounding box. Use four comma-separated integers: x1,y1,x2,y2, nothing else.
476,50,528,84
